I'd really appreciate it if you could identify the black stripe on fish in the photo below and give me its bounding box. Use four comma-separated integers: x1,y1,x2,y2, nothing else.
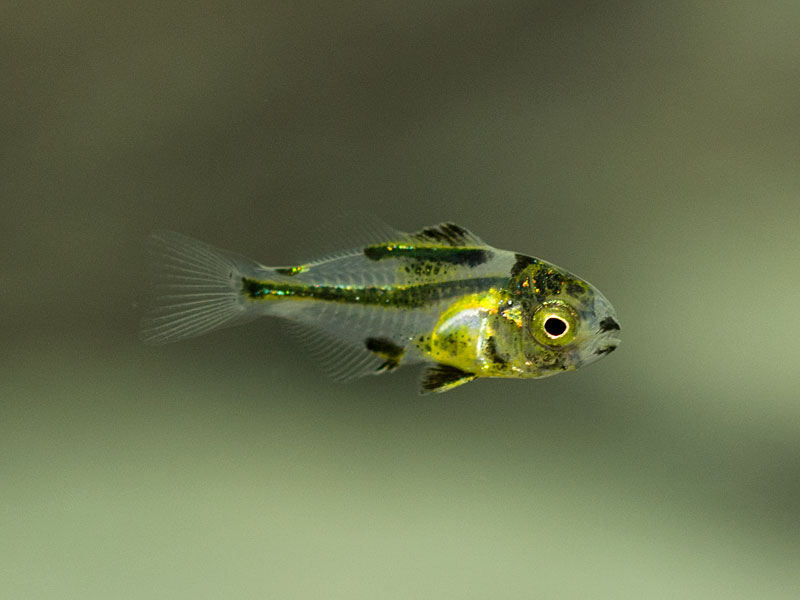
365,337,405,371
411,223,473,246
242,276,508,309
363,244,490,267
274,265,309,276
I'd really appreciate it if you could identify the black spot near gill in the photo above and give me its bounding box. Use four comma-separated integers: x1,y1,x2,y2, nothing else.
485,336,507,367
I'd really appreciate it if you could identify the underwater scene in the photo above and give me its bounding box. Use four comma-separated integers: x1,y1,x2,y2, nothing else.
3,2,800,598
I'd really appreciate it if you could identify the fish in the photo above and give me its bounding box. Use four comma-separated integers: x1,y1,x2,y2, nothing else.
141,222,620,393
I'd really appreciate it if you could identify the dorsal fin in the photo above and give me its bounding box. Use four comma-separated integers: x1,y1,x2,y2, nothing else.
270,220,493,286
288,213,406,265
409,222,486,247
420,363,476,394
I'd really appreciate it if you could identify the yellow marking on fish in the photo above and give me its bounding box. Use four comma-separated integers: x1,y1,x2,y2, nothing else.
426,291,501,373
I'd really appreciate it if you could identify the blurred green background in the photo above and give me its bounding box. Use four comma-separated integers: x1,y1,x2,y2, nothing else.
3,1,799,598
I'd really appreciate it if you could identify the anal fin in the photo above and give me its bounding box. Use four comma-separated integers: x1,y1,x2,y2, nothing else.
365,337,405,372
420,364,476,394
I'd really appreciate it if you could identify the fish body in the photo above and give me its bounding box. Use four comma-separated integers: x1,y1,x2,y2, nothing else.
143,223,620,393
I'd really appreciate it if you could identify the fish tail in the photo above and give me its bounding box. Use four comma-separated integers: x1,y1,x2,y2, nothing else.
141,231,262,344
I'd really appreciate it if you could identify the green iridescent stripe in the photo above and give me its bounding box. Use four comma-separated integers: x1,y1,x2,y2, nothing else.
242,276,508,308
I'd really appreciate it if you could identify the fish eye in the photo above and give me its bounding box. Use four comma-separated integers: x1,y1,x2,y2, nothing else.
543,316,568,338
531,301,578,347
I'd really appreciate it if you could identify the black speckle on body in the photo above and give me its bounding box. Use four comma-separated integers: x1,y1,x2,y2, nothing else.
408,261,443,278
533,267,565,297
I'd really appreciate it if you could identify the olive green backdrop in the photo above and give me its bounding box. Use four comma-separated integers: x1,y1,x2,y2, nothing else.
3,2,799,598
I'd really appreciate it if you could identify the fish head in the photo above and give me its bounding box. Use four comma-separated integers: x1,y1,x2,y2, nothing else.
513,258,620,377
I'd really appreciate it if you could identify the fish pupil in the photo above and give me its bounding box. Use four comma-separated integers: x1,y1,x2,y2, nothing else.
544,317,567,337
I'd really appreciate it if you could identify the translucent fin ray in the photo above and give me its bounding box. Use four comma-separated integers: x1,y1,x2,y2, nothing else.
291,213,405,265
140,231,258,344
287,320,389,381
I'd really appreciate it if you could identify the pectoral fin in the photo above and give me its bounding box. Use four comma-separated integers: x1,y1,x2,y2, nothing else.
420,364,476,394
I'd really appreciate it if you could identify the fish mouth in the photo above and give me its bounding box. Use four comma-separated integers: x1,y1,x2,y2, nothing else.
594,333,620,356
598,317,620,333
595,344,618,356
594,316,620,355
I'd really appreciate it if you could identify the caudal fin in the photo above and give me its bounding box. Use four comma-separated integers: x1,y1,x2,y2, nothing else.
141,231,260,344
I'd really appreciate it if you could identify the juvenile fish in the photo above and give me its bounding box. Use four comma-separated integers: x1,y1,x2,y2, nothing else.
142,223,620,393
